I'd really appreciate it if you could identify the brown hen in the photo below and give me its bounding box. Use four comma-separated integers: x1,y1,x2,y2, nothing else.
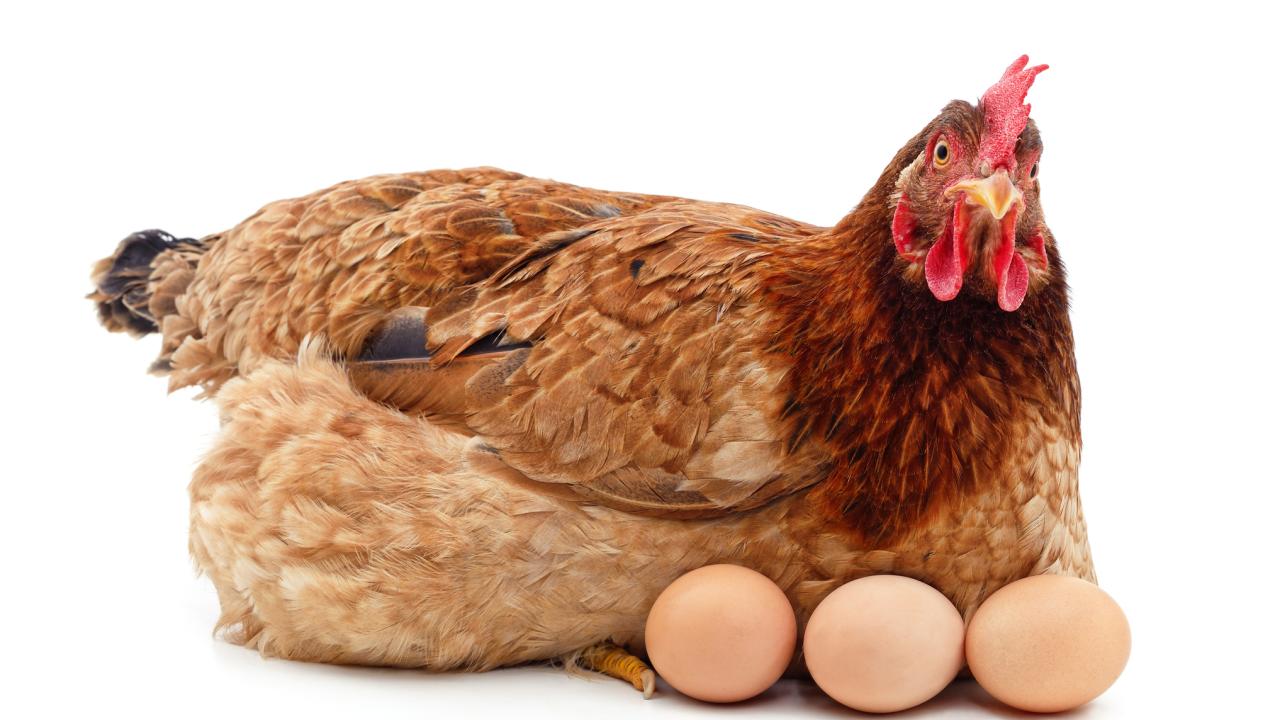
89,57,1093,692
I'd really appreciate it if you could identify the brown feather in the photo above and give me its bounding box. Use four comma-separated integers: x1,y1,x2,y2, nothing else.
95,111,1092,676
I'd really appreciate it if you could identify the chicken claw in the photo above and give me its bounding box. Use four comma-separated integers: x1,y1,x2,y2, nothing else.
575,642,656,698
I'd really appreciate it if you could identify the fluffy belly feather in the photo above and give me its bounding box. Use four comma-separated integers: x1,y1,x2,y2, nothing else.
190,345,1093,671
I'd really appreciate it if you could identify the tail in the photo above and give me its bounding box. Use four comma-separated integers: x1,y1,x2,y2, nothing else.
89,229,206,336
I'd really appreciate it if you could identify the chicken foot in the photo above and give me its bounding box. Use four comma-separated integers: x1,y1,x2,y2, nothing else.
574,642,656,698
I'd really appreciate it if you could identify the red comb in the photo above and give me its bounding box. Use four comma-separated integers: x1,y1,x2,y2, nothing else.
979,55,1048,170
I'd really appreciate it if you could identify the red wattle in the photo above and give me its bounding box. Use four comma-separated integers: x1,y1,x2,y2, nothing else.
994,211,1028,311
925,202,968,301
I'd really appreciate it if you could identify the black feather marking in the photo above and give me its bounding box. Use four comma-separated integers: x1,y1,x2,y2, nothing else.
359,310,430,361
458,331,532,357
359,308,531,363
630,258,644,278
99,230,188,296
728,232,760,243
92,229,199,335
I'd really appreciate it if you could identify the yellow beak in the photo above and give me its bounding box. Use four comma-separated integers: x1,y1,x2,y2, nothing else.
947,170,1022,220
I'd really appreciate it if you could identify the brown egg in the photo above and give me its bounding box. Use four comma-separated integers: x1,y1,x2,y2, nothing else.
966,575,1130,713
804,575,965,713
644,564,796,703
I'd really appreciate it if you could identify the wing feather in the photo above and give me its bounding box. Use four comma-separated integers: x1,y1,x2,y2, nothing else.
350,202,832,517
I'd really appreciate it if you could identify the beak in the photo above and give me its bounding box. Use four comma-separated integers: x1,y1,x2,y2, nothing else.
947,170,1022,220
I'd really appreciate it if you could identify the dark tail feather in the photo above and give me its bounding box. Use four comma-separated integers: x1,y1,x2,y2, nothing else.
89,229,204,336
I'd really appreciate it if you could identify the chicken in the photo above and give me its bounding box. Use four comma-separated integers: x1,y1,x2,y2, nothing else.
89,56,1094,692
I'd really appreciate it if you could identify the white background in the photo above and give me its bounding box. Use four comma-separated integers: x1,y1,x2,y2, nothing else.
2,2,1275,717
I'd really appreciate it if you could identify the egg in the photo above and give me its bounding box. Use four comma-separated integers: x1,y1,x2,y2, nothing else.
644,564,796,702
804,575,965,713
966,574,1130,713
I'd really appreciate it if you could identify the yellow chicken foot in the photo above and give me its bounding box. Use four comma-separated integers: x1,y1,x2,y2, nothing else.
575,642,657,698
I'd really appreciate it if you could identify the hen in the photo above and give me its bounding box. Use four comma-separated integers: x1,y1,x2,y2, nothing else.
89,57,1093,692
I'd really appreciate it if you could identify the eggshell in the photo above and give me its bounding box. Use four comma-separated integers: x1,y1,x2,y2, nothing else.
804,575,965,713
966,575,1130,713
644,564,796,703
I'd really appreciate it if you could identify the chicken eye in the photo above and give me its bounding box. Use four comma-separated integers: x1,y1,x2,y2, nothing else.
933,140,950,168
1029,161,1039,180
